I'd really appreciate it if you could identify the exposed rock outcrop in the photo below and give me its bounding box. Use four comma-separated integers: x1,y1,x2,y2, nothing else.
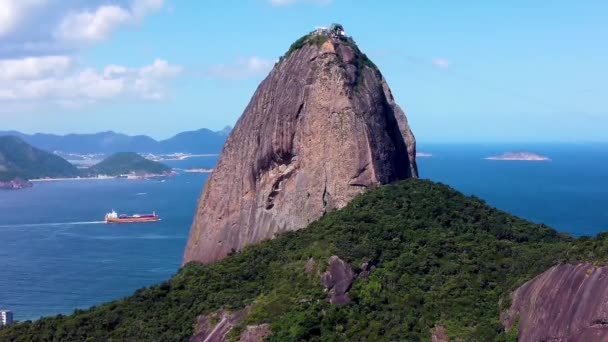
357,261,376,279
431,325,449,342
191,308,271,342
239,324,271,342
183,26,418,265
321,255,356,305
191,309,249,342
502,263,608,341
304,257,316,274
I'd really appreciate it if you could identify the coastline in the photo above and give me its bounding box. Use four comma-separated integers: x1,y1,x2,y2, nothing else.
31,174,174,182
30,176,116,182
147,153,219,161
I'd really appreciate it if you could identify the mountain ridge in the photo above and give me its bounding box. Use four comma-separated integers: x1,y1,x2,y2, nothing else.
0,126,231,154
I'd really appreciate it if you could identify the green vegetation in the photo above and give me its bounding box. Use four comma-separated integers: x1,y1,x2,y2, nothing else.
87,152,171,176
285,33,330,58
2,179,608,341
344,37,378,72
285,34,311,57
0,136,79,181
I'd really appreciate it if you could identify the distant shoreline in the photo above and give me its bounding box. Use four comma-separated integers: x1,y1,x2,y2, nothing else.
147,153,219,161
31,174,173,182
31,177,116,182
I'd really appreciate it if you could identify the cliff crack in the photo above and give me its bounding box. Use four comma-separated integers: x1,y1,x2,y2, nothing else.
322,165,329,213
266,163,297,210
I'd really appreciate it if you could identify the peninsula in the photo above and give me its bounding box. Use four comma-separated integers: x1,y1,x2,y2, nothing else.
0,136,79,189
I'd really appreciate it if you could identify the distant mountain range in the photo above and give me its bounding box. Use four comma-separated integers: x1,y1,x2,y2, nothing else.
0,126,231,154
0,136,173,189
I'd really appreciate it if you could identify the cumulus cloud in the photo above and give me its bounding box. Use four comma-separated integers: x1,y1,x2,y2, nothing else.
55,0,165,43
0,58,182,104
0,1,178,111
269,0,332,6
432,58,450,69
54,5,131,43
0,0,165,57
0,55,72,80
131,0,164,18
0,0,47,37
206,57,273,79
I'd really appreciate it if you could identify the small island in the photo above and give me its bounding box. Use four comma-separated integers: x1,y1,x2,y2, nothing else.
485,151,551,161
85,152,174,178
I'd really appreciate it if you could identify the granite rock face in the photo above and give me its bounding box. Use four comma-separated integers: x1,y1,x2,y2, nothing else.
321,256,356,305
502,263,608,341
183,29,417,264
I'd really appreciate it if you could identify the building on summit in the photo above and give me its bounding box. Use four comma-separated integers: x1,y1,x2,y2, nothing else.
1,310,13,327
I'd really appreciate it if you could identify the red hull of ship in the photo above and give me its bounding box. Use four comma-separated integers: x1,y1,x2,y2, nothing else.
106,216,160,224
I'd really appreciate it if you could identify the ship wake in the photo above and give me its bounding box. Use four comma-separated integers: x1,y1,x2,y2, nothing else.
0,221,106,229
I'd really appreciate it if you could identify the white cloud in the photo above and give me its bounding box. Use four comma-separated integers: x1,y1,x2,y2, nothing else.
0,1,178,112
0,0,47,37
140,59,183,78
206,57,273,79
55,5,131,43
55,0,165,43
269,0,331,6
131,0,165,18
0,1,166,57
0,58,182,104
0,55,72,80
432,58,450,69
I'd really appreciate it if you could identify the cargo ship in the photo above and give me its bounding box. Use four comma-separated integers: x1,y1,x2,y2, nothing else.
105,210,160,223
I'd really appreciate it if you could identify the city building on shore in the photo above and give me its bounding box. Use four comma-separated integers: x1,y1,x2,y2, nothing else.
1,310,13,326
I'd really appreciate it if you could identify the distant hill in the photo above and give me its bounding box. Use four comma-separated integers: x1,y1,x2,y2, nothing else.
0,126,231,154
158,128,227,153
88,152,172,176
0,136,79,182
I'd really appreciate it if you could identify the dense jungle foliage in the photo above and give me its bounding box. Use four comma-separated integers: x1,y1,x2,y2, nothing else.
2,179,608,341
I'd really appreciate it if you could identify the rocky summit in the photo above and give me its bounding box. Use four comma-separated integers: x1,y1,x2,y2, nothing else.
183,25,418,264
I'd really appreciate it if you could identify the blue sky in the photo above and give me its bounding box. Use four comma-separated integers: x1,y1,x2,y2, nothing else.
0,0,606,142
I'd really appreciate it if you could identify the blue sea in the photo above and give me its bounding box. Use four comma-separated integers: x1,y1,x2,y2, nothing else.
1,144,607,321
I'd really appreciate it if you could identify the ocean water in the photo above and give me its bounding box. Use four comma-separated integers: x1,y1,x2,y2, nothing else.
0,156,216,321
417,143,608,236
1,145,607,321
